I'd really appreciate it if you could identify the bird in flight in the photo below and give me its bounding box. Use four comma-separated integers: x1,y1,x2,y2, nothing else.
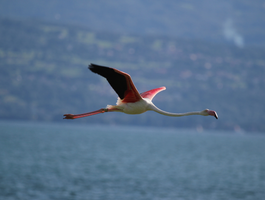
64,63,218,119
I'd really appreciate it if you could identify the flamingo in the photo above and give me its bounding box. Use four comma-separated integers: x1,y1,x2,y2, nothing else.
64,63,218,119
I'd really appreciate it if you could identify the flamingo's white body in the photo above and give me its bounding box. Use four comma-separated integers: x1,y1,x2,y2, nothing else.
64,64,218,119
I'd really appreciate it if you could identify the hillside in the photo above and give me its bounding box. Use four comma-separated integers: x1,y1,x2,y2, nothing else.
1,18,265,132
0,0,265,46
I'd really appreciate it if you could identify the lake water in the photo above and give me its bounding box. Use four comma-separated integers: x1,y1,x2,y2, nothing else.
0,121,265,200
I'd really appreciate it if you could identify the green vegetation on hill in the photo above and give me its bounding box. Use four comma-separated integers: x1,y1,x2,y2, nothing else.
1,18,265,132
1,0,265,46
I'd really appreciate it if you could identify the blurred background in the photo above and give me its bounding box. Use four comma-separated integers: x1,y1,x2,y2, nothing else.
1,0,265,132
1,2,265,200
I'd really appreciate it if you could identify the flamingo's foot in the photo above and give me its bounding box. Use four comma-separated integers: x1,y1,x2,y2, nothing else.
63,114,75,119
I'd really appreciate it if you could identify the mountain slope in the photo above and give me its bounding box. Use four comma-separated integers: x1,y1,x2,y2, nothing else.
1,18,265,132
0,0,265,46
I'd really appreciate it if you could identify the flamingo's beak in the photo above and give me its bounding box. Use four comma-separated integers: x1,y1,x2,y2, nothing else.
208,110,218,119
214,112,218,119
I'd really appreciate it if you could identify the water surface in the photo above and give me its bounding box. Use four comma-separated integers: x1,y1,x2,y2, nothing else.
0,121,265,200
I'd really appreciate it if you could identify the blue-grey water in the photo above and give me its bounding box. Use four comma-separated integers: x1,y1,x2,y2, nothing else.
0,121,265,200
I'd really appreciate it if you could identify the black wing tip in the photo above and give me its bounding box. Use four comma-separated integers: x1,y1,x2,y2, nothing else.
88,63,110,72
88,63,100,74
88,63,117,76
88,63,97,70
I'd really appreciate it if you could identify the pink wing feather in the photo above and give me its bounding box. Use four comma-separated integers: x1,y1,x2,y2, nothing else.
140,87,166,101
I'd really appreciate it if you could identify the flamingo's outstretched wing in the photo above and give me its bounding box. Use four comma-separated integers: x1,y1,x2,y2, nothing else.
89,63,142,103
140,87,166,101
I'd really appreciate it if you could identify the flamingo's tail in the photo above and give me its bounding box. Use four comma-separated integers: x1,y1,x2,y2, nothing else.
63,108,107,119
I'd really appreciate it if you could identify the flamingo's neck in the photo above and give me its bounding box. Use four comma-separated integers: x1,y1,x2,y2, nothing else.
150,105,203,117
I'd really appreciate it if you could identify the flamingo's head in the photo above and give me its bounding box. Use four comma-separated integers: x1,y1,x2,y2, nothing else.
202,109,218,119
